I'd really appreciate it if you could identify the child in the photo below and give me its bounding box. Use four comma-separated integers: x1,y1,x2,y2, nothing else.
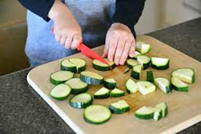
18,0,146,66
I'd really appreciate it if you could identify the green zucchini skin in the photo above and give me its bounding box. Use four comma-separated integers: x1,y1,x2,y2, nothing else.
143,62,151,70
103,80,117,89
124,68,130,74
151,63,169,70
147,71,154,83
92,63,115,71
70,86,89,95
109,105,130,114
50,77,66,85
171,84,188,92
135,113,154,120
61,65,77,73
110,92,125,97
69,94,93,109
131,71,140,80
80,74,103,85
94,93,110,99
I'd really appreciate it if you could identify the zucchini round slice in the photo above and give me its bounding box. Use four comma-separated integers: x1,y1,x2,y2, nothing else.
50,84,71,100
92,59,115,71
126,79,139,94
80,71,103,85
61,58,86,73
137,81,156,95
126,59,139,68
137,55,151,70
146,71,154,83
156,102,168,118
171,77,188,92
131,64,142,80
94,87,110,99
69,93,93,109
172,68,195,83
135,106,154,120
155,77,172,93
133,51,142,59
109,100,130,114
135,42,151,54
50,71,74,85
103,78,117,89
151,57,170,70
84,105,112,124
65,78,88,94
110,88,125,97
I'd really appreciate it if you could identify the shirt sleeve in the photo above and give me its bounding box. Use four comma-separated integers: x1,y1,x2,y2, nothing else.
18,0,55,21
112,0,146,38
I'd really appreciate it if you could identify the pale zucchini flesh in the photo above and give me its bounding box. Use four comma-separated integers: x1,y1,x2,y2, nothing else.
109,100,130,114
171,77,189,92
137,55,151,70
50,71,74,85
126,59,139,68
50,84,71,100
135,42,151,54
155,77,172,93
65,78,88,94
80,71,103,85
137,81,156,95
172,68,195,83
131,64,142,80
69,93,93,108
110,88,125,97
151,57,170,70
94,87,110,99
135,106,154,120
126,79,139,94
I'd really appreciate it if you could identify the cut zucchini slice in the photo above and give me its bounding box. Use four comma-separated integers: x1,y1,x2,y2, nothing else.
61,58,86,73
155,77,172,93
156,102,168,118
126,59,139,68
125,79,139,94
135,106,154,120
92,59,115,71
50,84,71,100
148,107,162,121
50,71,74,85
172,68,195,83
131,64,142,80
124,68,130,74
84,105,112,124
135,42,151,54
109,100,130,114
146,71,154,83
65,78,88,94
171,77,189,92
137,55,151,70
94,87,110,99
80,71,103,85
110,88,125,97
137,81,156,95
103,78,117,89
133,51,142,59
69,93,93,109
151,57,170,70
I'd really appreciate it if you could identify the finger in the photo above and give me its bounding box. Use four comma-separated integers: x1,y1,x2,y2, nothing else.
102,36,110,58
64,36,73,49
55,34,61,43
71,34,82,49
108,36,119,61
114,38,126,65
129,40,135,57
119,41,131,65
60,36,67,45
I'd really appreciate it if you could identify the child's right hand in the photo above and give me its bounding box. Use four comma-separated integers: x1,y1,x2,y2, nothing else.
48,0,82,49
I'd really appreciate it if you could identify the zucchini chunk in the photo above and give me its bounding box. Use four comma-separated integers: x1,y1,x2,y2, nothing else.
84,105,112,124
135,106,154,120
94,87,110,99
61,58,86,73
109,100,130,114
92,59,115,71
69,93,93,109
146,71,154,83
65,78,88,94
124,68,130,74
135,42,151,54
156,102,168,118
126,59,139,68
155,77,172,93
131,64,142,80
110,88,125,97
151,57,170,70
50,84,71,100
80,71,103,85
126,79,139,94
103,78,117,89
148,107,162,121
133,51,142,59
137,55,151,70
171,77,189,92
137,81,156,95
50,71,74,85
172,68,195,83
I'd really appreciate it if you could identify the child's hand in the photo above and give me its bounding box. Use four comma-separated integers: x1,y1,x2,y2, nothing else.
102,23,135,65
48,0,82,49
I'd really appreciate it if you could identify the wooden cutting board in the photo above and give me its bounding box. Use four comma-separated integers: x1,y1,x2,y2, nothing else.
27,35,201,134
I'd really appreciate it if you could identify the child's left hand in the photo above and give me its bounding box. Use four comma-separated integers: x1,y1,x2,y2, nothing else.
102,23,135,65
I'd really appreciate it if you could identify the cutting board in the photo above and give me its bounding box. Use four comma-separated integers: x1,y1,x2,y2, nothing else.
27,35,201,134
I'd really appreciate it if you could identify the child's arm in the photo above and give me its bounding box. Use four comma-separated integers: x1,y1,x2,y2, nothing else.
18,0,82,49
103,0,146,65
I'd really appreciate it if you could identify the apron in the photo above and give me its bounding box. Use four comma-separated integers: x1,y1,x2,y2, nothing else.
25,0,116,65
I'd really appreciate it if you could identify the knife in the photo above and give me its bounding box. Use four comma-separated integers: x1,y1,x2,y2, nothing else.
51,27,110,66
